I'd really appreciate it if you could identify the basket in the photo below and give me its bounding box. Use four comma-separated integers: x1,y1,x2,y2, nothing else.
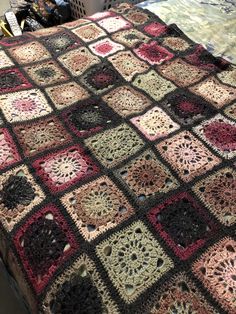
70,0,145,19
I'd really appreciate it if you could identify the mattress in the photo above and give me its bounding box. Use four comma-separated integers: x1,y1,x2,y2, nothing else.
0,2,235,314
139,0,236,63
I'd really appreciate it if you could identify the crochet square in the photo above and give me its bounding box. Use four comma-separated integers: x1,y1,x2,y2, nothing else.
0,89,52,123
114,149,179,203
224,102,236,120
62,98,120,138
58,47,100,76
0,51,14,69
32,145,100,193
124,9,151,25
103,85,151,117
217,65,236,87
72,23,106,42
184,45,227,71
0,68,31,94
42,254,119,313
41,30,81,55
161,90,217,125
143,22,168,37
81,63,122,94
189,76,236,108
8,41,51,65
89,38,124,57
96,221,173,302
45,81,90,109
156,131,221,182
85,123,144,168
0,33,32,47
0,165,45,231
132,69,176,101
61,176,134,241
130,106,180,141
193,167,236,226
147,192,218,260
0,128,21,170
148,273,217,313
13,204,78,293
162,36,191,52
158,58,209,87
134,41,174,65
98,16,132,33
112,29,149,48
14,116,72,157
192,237,236,313
24,60,69,87
193,114,236,159
108,51,148,81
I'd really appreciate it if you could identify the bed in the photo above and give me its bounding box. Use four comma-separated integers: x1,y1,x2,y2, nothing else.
0,1,235,314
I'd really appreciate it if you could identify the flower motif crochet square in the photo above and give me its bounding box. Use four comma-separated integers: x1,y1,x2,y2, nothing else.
0,68,31,94
112,29,150,48
0,165,45,231
24,60,68,87
156,131,221,182
88,11,115,21
224,102,236,120
32,145,100,193
8,41,51,65
189,76,236,108
85,123,144,168
81,63,122,94
134,41,174,65
161,90,217,125
148,273,217,313
0,89,52,123
42,254,119,313
132,69,176,101
108,51,148,81
45,81,90,109
103,85,151,117
162,36,191,52
114,149,179,203
124,9,151,25
30,27,61,38
14,116,72,157
89,38,124,57
0,128,21,170
130,106,180,141
96,221,173,303
193,167,236,226
158,58,209,87
192,237,236,313
72,23,106,42
143,22,168,37
13,204,79,293
61,176,134,241
58,47,100,76
41,30,81,55
98,16,132,33
0,51,14,69
147,192,218,260
193,114,236,159
62,98,120,138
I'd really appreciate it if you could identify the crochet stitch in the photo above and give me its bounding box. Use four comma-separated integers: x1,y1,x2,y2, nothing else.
0,3,235,314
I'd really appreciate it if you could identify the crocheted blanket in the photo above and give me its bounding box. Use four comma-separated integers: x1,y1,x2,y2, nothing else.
0,3,235,313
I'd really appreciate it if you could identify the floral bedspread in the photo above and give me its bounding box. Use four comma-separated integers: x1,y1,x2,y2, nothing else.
138,0,236,63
